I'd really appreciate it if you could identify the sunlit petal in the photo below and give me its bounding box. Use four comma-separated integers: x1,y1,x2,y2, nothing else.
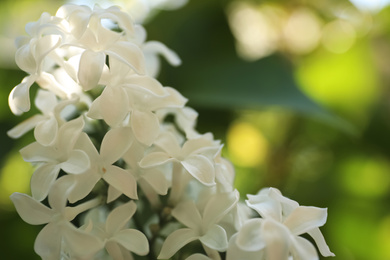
182,155,215,186
10,192,53,225
283,206,327,236
78,50,105,91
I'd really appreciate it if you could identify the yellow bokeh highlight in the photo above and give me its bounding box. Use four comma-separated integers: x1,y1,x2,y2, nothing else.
339,155,390,198
227,121,268,167
0,151,32,208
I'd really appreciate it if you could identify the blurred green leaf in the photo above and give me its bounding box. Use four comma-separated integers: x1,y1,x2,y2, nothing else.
146,0,355,134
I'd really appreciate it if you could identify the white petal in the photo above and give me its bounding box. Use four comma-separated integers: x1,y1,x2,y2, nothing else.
226,234,263,260
126,74,166,96
107,185,122,203
142,170,169,195
9,75,36,115
139,152,175,168
31,163,61,201
111,229,149,256
186,254,212,260
154,131,181,156
202,190,239,228
158,228,199,259
172,200,202,230
290,236,318,260
34,116,58,146
100,127,133,165
62,222,104,257
57,116,85,151
143,41,181,66
99,86,129,127
261,219,290,260
307,228,335,257
78,50,105,91
105,240,124,260
106,201,137,234
20,141,58,163
103,165,138,199
34,222,61,259
10,193,53,225
15,44,36,73
235,219,264,252
7,114,45,139
60,149,90,174
182,155,215,186
131,110,160,146
106,41,145,74
34,89,58,113
199,224,228,251
246,193,282,222
284,206,327,236
67,173,101,203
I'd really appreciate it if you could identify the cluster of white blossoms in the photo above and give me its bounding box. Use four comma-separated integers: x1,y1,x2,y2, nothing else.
8,4,335,260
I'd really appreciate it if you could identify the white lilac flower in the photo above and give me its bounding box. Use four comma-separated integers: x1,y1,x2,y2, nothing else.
68,127,136,203
83,201,149,259
9,13,68,115
123,140,169,207
57,4,145,91
227,188,335,260
7,89,78,146
158,190,239,259
10,177,102,260
19,117,89,201
139,131,220,186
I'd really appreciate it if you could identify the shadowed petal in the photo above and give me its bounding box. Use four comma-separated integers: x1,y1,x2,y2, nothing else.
261,219,290,260
62,221,104,257
7,114,45,138
131,110,160,146
103,165,138,199
34,116,58,146
158,228,199,259
106,201,137,235
31,163,61,201
139,152,175,168
290,236,318,260
199,224,228,251
111,229,149,256
172,200,202,230
307,228,335,257
235,219,265,252
100,127,132,165
106,41,145,75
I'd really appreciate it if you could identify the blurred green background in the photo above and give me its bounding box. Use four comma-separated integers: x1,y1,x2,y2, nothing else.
1,0,390,259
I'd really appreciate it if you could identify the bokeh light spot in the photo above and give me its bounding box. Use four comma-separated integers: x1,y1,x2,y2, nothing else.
0,151,32,209
227,121,268,167
339,155,390,198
